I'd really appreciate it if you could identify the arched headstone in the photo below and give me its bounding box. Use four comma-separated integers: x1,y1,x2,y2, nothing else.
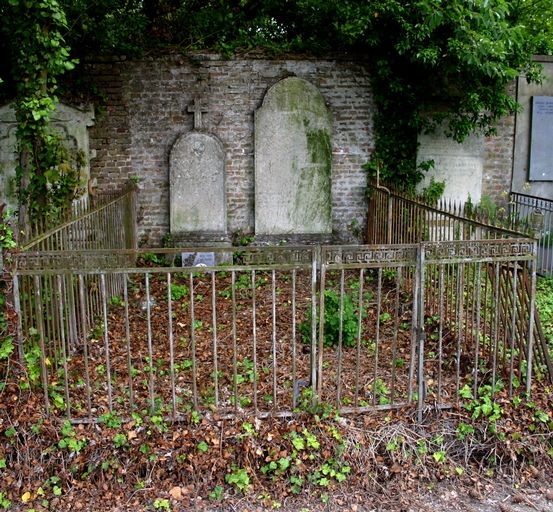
169,131,226,236
255,77,333,235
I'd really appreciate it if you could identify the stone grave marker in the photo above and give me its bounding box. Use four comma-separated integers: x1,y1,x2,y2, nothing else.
255,77,333,235
181,251,216,267
417,125,484,203
0,103,94,211
170,98,226,237
529,96,553,181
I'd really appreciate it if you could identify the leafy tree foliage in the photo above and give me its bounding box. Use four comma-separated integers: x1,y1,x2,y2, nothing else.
1,0,80,229
1,0,553,218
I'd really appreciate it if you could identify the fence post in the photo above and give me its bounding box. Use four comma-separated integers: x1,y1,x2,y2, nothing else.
526,241,538,396
311,246,320,408
415,243,426,422
11,273,25,364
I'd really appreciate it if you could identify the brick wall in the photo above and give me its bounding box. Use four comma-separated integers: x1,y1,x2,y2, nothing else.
482,82,516,206
86,53,374,246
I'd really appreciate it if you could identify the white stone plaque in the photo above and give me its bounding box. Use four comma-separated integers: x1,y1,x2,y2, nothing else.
417,126,484,203
181,251,216,267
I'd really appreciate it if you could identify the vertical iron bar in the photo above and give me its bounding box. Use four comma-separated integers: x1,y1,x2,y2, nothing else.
390,267,401,405
472,264,482,397
311,248,319,408
100,273,113,412
34,276,50,415
417,245,426,422
491,262,500,394
56,276,71,419
123,274,134,411
354,268,364,408
167,273,177,418
231,271,238,413
251,270,258,414
78,275,93,419
145,273,155,414
212,271,219,409
12,274,25,364
508,265,518,397
271,269,278,411
373,268,382,407
408,259,419,404
526,243,538,396
455,263,464,397
336,270,345,407
437,264,444,403
291,270,297,410
189,272,198,410
317,259,326,403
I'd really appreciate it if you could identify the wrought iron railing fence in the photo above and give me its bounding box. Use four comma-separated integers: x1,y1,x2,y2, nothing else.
509,191,553,275
367,182,527,244
20,182,138,252
6,180,552,422
11,241,550,423
11,184,138,363
19,191,124,247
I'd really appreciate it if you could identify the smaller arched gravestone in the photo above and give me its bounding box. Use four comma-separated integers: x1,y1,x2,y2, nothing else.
169,131,226,236
255,77,332,236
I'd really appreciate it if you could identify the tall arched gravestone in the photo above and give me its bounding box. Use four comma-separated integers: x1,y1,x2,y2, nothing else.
0,103,94,211
169,131,226,237
255,77,332,235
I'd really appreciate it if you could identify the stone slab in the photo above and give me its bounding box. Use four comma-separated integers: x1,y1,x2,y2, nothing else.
181,251,216,267
529,96,553,181
255,77,332,235
170,132,226,234
513,58,553,198
417,126,484,203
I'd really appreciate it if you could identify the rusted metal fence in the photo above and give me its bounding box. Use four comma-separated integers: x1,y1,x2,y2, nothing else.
12,184,138,363
11,240,547,423
366,184,552,387
21,182,138,252
19,191,125,247
509,191,553,275
367,182,527,244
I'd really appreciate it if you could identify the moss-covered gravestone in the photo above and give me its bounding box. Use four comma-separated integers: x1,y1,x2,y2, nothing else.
255,77,332,236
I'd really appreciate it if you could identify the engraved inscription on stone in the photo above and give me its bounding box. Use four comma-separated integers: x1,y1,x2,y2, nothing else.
529,96,553,181
255,77,332,235
417,125,484,203
169,132,226,234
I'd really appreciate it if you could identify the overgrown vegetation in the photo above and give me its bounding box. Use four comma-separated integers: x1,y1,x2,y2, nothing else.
0,391,551,510
2,0,80,231
536,276,553,359
2,0,553,217
300,289,366,348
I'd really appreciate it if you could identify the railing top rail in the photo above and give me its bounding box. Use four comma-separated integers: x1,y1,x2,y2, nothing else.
510,191,553,211
20,185,137,252
12,239,536,274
